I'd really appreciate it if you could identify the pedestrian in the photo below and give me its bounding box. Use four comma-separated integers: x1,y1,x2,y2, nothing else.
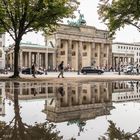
58,87,65,96
136,64,139,75
58,61,64,78
31,63,36,78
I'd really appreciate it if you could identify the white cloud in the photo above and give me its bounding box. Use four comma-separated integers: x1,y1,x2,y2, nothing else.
79,0,140,43
5,31,45,47
5,0,140,46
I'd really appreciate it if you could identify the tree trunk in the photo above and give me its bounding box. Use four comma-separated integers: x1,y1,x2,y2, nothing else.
13,82,26,140
10,39,21,78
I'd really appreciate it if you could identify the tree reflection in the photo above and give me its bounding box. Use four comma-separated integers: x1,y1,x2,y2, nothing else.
0,82,63,140
99,120,140,140
67,120,86,136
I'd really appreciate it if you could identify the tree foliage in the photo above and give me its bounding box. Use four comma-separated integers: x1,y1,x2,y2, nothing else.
0,121,63,140
0,0,79,39
67,120,86,136
98,0,140,37
99,120,140,140
0,0,79,78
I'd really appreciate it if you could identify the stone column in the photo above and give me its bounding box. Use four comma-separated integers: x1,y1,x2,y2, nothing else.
75,42,79,70
39,53,41,67
91,42,95,66
28,52,31,67
98,44,101,68
106,44,109,69
42,53,45,68
75,85,79,104
56,39,61,65
123,57,125,65
91,42,95,57
53,52,56,69
28,83,31,96
65,40,68,66
36,52,39,67
89,43,92,66
79,41,82,69
9,53,12,68
19,51,23,69
97,85,100,101
65,85,70,106
131,57,134,64
106,83,111,101
118,56,120,70
45,52,48,69
126,57,128,65
101,43,104,68
68,40,72,66
25,52,28,67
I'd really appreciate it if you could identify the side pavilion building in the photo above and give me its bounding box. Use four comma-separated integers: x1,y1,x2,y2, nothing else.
112,42,140,70
5,42,55,70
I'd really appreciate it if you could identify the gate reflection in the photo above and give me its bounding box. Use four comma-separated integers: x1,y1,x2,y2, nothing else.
44,82,113,122
4,81,114,122
3,81,139,123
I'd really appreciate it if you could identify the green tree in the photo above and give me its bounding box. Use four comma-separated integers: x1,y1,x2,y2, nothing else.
67,120,86,136
0,0,79,78
98,0,140,37
99,120,140,140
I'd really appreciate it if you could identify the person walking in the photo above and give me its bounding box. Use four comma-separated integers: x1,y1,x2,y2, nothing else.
58,61,64,78
31,63,36,78
136,64,139,75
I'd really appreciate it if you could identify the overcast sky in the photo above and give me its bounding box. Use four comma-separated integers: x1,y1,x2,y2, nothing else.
5,0,140,46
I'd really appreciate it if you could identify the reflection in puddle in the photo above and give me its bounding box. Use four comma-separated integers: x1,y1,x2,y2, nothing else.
0,81,140,139
112,81,139,102
0,82,5,116
0,82,62,140
44,82,113,123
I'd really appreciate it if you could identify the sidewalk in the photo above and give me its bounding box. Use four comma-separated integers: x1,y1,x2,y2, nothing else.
0,72,140,82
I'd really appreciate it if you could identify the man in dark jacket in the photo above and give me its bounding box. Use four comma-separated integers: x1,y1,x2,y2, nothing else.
58,61,64,78
31,63,36,78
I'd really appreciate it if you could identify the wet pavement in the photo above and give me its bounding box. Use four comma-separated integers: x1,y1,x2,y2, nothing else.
0,81,140,139
0,72,140,82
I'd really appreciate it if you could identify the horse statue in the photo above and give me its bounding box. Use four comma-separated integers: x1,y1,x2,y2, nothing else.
67,10,86,27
